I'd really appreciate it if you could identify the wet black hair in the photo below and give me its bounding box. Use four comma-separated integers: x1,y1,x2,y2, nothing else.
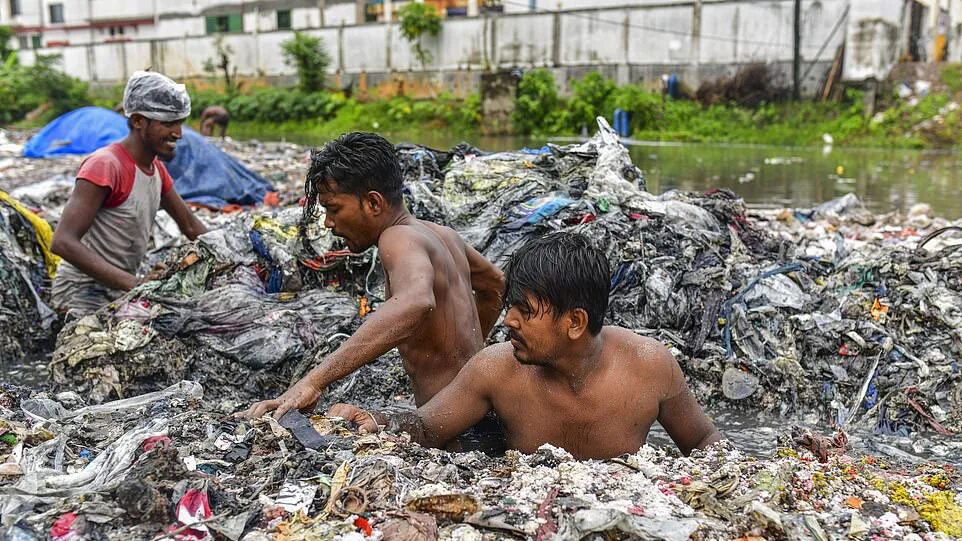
505,231,610,335
304,132,403,223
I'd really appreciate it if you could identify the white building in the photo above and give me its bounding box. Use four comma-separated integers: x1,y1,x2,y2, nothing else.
0,0,958,87
0,0,598,50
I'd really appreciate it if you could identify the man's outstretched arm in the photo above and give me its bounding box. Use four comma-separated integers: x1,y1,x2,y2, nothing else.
240,227,438,420
464,243,505,339
653,345,722,456
329,346,500,448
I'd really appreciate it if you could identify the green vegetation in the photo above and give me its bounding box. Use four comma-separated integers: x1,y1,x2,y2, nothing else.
513,67,962,149
0,52,90,125
220,92,480,143
0,26,13,61
281,32,332,93
398,2,442,69
3,42,962,151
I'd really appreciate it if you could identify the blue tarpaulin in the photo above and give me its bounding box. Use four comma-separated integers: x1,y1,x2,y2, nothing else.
164,128,273,208
22,107,128,158
22,107,272,209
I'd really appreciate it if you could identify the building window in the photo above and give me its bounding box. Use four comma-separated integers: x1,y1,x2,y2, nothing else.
17,35,28,49
481,0,503,13
205,13,242,34
9,0,20,16
277,9,291,29
31,34,41,48
49,3,64,23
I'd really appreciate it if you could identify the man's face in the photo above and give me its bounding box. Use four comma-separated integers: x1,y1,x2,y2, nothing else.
320,184,378,253
135,116,183,160
503,292,567,366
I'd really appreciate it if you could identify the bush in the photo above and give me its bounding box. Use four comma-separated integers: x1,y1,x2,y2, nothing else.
695,64,789,108
281,32,332,93
190,87,346,123
513,69,564,135
606,85,662,132
565,72,616,133
0,54,90,125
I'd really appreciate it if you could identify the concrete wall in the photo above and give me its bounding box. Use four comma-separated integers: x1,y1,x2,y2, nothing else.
14,0,868,93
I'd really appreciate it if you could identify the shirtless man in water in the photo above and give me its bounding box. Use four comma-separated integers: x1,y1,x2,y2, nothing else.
330,232,722,459
241,132,505,420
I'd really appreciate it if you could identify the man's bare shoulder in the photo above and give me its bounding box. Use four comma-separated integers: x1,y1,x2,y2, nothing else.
604,327,676,375
461,342,519,382
378,224,433,253
417,219,466,246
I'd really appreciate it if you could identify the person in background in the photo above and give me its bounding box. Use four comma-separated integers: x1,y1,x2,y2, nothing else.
51,71,207,317
199,105,230,137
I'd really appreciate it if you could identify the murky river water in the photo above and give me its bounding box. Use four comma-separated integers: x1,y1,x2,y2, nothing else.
274,130,962,218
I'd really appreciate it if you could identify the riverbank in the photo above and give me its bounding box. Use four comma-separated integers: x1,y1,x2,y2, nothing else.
8,60,962,150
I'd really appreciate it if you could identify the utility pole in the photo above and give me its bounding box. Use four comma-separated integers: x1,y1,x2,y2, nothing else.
793,0,801,100
319,0,326,27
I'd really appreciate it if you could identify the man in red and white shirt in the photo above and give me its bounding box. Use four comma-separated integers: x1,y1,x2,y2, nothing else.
51,71,207,316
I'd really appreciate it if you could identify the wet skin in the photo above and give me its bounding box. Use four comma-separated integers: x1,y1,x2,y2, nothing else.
241,183,505,420
331,302,722,459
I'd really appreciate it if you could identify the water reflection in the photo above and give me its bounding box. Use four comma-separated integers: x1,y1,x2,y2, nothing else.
342,131,962,219
634,143,962,219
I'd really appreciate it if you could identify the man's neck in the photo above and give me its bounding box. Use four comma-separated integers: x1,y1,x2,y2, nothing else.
121,134,155,169
385,206,415,229
543,331,606,393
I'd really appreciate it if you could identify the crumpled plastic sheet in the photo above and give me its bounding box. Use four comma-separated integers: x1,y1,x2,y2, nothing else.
0,196,56,363
1,381,201,517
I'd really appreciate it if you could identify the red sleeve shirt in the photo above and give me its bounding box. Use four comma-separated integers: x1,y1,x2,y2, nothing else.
76,143,173,208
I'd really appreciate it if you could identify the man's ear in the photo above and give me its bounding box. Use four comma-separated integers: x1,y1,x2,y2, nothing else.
129,113,147,131
566,308,589,340
365,191,388,215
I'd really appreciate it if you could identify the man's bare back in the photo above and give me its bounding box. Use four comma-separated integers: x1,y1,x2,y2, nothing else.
240,133,503,420
381,220,486,404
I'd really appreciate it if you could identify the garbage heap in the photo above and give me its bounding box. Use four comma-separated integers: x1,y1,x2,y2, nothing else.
48,119,962,441
1,381,960,540
0,191,58,363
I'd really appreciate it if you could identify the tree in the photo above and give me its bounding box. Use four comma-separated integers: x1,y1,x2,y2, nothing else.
0,26,14,62
281,32,332,92
398,2,441,69
203,35,238,93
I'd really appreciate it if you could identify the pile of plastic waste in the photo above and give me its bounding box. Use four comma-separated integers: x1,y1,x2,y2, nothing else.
0,119,951,444
0,190,58,363
1,381,960,540
1,119,961,539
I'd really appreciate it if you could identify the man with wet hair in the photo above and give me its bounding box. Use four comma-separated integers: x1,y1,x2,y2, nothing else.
330,232,721,459
51,71,207,316
241,132,505,420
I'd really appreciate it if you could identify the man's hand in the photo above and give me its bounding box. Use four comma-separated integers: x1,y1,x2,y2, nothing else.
237,378,323,420
328,403,381,434
142,262,168,283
